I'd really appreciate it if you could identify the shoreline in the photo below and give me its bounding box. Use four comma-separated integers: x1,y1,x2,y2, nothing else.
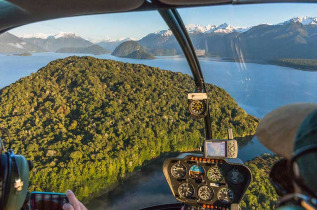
217,57,317,72
84,152,181,204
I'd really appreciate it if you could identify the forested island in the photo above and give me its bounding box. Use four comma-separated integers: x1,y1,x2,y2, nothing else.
112,41,155,59
270,58,317,71
0,56,267,204
13,53,32,56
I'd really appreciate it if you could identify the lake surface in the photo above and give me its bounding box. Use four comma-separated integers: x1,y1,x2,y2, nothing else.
1,53,317,209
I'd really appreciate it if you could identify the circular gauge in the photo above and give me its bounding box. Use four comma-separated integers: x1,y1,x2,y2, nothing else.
189,165,205,180
171,163,186,179
189,100,206,116
217,188,234,204
207,166,223,182
198,185,214,201
227,169,244,184
178,183,194,198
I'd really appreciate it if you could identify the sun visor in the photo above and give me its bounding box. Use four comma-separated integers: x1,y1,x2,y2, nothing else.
0,0,145,33
8,0,145,14
157,0,231,6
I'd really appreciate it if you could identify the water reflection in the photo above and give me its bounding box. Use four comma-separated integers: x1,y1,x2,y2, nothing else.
86,155,177,210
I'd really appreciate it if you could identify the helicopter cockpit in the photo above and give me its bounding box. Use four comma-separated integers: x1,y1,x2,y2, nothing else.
0,1,317,210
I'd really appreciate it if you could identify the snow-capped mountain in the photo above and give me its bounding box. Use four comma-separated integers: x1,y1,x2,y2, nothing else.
153,29,173,36
149,16,317,37
94,37,136,43
53,32,80,39
185,24,216,33
152,23,250,36
0,32,45,53
139,16,317,59
18,33,53,39
210,23,249,34
21,32,93,52
4,16,316,57
279,16,317,25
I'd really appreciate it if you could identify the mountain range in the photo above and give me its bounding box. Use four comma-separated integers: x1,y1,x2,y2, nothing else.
1,17,317,64
22,32,93,52
0,32,45,53
139,16,317,61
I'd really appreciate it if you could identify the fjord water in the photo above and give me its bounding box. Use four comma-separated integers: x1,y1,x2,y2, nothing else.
1,53,317,208
1,53,316,119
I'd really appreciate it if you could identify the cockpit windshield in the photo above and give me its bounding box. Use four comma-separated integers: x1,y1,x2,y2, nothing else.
0,3,317,210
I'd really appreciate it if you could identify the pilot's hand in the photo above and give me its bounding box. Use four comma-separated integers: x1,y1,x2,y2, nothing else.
63,190,88,210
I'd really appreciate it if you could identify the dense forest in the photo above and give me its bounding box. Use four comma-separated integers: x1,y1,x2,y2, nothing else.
241,154,281,210
0,56,259,202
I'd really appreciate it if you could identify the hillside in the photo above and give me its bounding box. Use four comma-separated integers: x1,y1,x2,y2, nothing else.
112,41,144,56
0,56,258,201
56,45,109,55
0,32,45,53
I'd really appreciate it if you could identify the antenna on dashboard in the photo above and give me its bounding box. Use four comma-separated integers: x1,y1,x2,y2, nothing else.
228,128,234,140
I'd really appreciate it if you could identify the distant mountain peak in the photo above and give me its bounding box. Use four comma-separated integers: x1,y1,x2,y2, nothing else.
153,23,250,36
279,16,317,25
185,24,216,33
52,32,80,39
96,37,137,43
153,29,173,36
19,33,52,39
18,32,81,40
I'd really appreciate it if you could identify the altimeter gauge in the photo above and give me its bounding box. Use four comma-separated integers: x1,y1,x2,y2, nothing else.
178,183,194,198
198,185,214,201
171,163,186,179
217,188,234,204
207,165,223,182
227,169,244,184
188,93,208,118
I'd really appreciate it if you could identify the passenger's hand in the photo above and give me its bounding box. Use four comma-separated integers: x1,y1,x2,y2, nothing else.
63,190,88,210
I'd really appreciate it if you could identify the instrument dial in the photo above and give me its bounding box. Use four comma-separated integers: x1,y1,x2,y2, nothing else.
217,188,234,204
189,165,205,180
178,183,194,198
227,169,244,184
207,166,223,182
189,100,206,116
171,163,186,179
198,185,213,201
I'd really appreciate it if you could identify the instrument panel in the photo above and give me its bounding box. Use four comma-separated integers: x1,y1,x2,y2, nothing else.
163,154,252,210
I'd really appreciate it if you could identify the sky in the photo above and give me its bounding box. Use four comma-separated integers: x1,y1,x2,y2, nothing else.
10,3,317,42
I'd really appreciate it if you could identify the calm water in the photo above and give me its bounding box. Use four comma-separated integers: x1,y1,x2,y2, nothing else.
1,53,317,209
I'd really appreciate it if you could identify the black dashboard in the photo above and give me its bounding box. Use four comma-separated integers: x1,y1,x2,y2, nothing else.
163,153,252,210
